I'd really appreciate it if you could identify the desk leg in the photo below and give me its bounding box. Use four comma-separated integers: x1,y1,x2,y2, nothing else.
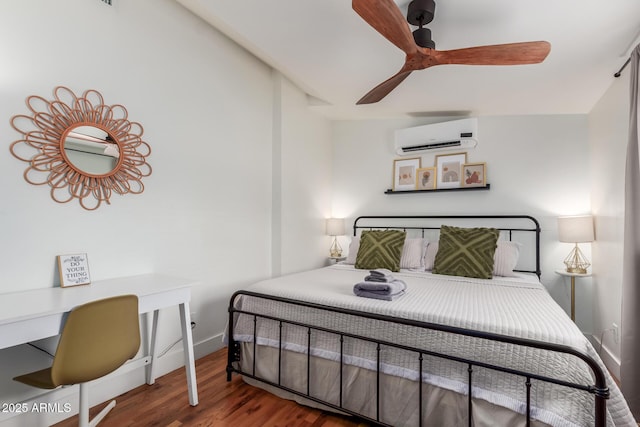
179,302,199,406
570,276,576,322
146,309,160,385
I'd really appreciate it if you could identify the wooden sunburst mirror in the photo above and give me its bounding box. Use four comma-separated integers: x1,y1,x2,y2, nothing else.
10,86,151,210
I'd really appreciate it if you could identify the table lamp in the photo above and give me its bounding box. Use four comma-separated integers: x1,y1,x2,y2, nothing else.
326,218,345,258
557,215,594,274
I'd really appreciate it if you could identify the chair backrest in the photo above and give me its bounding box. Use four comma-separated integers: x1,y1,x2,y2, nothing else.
51,294,141,387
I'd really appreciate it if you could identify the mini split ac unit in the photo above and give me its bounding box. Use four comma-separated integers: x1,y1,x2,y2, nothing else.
394,118,478,156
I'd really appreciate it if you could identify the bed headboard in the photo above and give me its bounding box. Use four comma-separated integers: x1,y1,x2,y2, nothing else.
352,215,541,278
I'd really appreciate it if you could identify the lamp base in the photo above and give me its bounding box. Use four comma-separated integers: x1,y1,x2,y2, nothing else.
329,237,342,258
563,243,590,275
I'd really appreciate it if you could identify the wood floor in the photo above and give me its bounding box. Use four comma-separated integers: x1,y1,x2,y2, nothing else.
53,348,370,427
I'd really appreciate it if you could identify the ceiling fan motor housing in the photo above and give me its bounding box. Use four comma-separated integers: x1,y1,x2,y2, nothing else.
413,27,435,49
408,0,436,48
407,0,436,26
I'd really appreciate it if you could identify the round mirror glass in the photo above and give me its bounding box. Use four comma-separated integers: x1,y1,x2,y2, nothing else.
63,125,120,175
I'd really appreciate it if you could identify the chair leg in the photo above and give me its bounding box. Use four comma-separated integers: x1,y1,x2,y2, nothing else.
79,383,89,427
78,383,117,427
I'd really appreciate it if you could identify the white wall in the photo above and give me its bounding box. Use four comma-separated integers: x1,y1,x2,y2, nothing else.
332,115,593,326
589,74,630,377
276,75,333,275
0,0,331,425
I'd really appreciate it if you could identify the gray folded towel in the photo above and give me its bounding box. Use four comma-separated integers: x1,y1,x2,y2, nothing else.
353,279,406,301
364,268,396,283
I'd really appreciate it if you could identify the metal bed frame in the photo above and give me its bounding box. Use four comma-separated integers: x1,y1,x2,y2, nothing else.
227,215,609,427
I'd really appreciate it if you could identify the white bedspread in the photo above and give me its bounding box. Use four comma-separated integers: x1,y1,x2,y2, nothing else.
232,264,636,427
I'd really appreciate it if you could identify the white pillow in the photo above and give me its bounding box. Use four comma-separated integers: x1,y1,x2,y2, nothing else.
345,237,360,264
400,238,427,270
493,241,522,277
423,240,521,277
345,236,427,270
423,241,439,271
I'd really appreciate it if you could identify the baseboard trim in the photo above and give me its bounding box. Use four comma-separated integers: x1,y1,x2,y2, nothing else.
587,333,621,382
151,332,224,378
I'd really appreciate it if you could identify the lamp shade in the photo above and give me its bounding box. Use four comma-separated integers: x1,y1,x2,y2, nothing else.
326,218,345,236
557,215,594,243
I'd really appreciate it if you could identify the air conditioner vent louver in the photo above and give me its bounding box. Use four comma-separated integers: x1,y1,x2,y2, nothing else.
401,140,462,152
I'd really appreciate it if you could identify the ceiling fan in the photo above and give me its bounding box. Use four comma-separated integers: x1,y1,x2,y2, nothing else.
353,0,551,104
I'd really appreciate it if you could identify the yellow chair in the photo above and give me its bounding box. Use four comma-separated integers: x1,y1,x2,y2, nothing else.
14,295,140,427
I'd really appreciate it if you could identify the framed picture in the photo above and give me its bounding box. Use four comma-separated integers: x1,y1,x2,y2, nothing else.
393,157,421,191
57,253,91,287
462,162,487,187
416,167,436,190
435,152,467,189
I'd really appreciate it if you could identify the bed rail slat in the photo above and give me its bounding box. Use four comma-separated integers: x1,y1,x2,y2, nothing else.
340,335,344,408
468,364,473,427
278,321,283,386
418,353,423,427
526,377,532,427
376,343,381,422
252,315,257,376
307,328,311,396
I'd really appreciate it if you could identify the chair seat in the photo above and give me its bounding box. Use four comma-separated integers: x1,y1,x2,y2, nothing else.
14,367,58,390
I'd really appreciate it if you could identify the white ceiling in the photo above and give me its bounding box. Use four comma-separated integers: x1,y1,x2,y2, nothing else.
177,0,640,120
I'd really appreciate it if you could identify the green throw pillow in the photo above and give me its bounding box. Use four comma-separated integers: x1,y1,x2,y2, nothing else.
354,230,406,272
433,225,499,279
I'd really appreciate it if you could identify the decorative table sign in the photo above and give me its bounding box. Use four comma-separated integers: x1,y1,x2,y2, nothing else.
57,254,91,287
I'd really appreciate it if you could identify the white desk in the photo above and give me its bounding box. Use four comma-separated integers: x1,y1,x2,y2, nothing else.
0,274,199,406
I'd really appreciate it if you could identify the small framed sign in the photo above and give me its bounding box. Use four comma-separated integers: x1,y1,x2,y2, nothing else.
57,253,91,287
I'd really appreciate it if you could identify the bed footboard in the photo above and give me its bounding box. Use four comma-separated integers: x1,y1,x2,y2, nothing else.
227,291,609,427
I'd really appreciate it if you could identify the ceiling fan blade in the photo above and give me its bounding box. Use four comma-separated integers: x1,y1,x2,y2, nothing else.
353,0,418,54
434,41,551,66
357,70,413,105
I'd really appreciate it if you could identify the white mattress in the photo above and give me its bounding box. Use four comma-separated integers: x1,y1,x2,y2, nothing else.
232,264,636,427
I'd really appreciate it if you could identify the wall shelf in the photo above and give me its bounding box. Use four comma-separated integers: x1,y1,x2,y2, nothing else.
384,184,490,194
